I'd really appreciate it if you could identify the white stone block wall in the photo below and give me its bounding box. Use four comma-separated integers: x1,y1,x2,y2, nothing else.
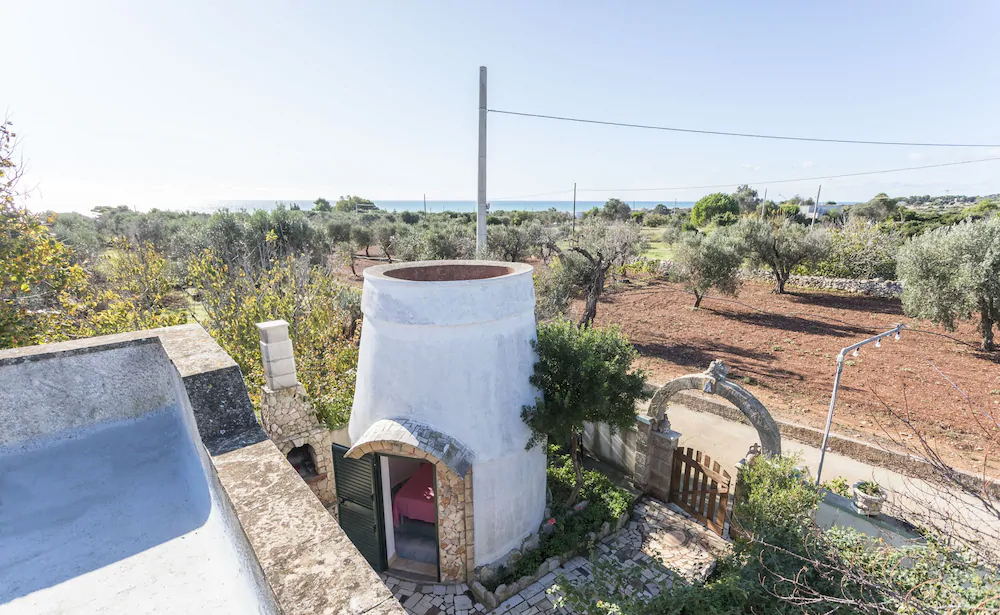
256,320,299,391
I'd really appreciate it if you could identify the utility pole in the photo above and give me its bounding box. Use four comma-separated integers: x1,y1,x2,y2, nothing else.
572,182,577,239
476,66,488,253
811,185,822,227
760,188,767,218
423,194,426,214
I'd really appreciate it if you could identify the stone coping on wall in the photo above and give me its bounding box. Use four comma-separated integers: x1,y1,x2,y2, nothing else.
214,440,404,614
0,325,405,615
644,382,1000,501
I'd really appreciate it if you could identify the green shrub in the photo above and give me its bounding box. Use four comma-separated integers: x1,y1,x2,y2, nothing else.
804,220,901,279
820,475,850,497
485,450,635,591
562,453,1000,615
188,250,361,427
690,193,739,227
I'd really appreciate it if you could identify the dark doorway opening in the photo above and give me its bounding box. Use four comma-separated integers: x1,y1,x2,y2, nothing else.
286,444,318,480
379,456,439,581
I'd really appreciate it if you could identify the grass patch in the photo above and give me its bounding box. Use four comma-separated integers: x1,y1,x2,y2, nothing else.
640,227,673,260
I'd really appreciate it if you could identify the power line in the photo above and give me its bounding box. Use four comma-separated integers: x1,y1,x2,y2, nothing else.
487,108,1000,148
578,156,1000,194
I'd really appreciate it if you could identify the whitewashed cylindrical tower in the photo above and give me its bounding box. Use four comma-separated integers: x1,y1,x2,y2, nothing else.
349,260,546,566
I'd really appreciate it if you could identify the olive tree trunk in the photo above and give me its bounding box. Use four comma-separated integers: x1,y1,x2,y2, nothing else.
578,265,606,327
566,430,585,507
981,299,996,352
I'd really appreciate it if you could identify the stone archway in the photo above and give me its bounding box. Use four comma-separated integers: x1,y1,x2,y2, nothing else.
649,360,781,456
346,418,475,583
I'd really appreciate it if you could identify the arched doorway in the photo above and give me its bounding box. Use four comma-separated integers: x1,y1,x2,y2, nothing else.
648,360,781,456
342,418,475,583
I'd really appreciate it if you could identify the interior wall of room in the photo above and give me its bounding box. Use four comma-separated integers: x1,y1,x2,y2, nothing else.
387,456,423,488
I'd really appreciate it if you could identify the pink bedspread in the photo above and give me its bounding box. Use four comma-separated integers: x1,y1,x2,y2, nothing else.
392,463,435,527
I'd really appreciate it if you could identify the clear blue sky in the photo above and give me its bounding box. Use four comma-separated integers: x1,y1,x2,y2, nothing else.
8,1,1000,212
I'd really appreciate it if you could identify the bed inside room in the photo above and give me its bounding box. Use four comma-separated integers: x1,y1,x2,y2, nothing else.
382,457,438,580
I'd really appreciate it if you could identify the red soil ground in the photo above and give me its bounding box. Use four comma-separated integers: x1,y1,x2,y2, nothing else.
339,257,999,475
581,279,1000,475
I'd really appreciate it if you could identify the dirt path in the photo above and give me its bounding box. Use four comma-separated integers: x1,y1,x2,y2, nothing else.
582,279,1000,475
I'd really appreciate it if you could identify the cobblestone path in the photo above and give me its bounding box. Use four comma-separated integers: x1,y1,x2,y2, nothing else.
381,497,728,614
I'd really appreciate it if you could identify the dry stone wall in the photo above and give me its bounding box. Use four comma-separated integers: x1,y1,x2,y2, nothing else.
738,269,903,298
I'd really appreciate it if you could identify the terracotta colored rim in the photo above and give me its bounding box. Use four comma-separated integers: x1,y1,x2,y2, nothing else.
365,260,532,283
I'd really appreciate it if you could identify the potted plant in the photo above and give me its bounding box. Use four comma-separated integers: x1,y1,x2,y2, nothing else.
852,479,885,516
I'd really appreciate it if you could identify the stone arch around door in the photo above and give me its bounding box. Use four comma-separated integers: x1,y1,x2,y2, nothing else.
649,360,782,457
346,418,475,582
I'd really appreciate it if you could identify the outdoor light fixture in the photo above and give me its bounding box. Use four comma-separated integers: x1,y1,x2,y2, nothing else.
816,324,906,485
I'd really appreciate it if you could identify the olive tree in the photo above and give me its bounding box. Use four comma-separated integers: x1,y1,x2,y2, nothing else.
849,192,900,223
671,229,744,307
486,222,537,262
737,217,830,293
733,184,762,213
568,219,647,326
373,223,398,262
350,225,373,257
601,197,632,221
897,217,1000,351
521,319,648,505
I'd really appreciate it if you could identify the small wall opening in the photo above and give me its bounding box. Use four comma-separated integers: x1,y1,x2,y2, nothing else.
286,444,318,480
383,263,513,282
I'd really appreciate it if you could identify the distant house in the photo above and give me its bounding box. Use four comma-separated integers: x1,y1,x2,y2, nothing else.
799,202,845,218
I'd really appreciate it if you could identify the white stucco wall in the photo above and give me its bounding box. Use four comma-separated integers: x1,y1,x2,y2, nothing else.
349,261,546,566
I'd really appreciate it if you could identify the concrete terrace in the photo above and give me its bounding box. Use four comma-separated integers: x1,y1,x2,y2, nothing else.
0,325,406,615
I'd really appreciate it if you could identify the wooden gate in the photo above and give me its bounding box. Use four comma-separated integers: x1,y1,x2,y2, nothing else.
668,447,731,537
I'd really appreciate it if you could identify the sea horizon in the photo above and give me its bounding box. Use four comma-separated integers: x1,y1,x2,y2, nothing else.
193,199,697,214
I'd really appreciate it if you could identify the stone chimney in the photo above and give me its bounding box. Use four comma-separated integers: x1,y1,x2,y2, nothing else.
257,320,297,390
255,320,336,508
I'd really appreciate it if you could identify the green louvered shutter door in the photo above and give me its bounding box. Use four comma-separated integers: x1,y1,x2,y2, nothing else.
332,444,386,571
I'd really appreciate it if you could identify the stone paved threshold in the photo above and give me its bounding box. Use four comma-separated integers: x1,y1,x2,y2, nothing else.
382,497,728,614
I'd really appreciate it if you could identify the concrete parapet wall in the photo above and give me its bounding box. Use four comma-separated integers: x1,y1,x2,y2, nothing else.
582,421,638,476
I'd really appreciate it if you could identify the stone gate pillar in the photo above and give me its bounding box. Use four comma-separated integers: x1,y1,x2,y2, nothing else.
645,426,681,503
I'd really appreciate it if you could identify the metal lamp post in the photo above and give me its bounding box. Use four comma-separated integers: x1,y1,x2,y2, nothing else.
815,323,905,485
